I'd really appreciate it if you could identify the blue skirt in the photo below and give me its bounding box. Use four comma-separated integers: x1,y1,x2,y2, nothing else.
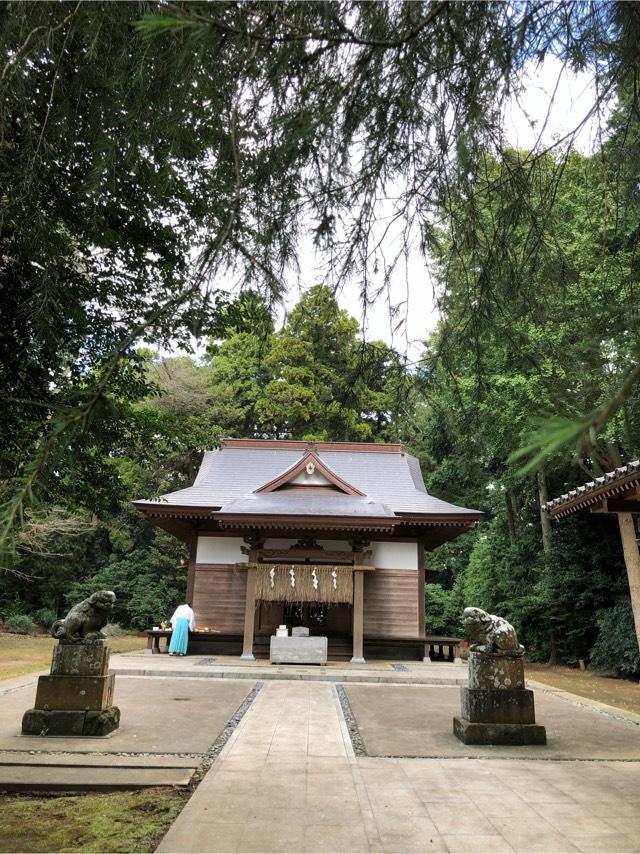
169,617,190,654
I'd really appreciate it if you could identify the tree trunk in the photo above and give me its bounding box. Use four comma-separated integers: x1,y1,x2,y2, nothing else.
618,512,640,651
537,468,553,556
537,466,557,665
505,490,517,546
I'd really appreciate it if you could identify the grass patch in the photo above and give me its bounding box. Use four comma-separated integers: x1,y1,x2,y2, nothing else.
0,632,146,681
0,788,190,853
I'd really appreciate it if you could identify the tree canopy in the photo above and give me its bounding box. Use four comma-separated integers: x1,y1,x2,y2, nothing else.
1,1,639,675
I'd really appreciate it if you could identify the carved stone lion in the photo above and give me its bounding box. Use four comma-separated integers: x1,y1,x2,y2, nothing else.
463,607,524,656
51,591,116,643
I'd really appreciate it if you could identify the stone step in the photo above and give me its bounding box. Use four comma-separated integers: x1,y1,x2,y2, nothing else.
0,751,200,768
110,665,467,685
0,763,196,791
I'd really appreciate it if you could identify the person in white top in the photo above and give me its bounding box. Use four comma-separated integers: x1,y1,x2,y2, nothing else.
168,603,195,655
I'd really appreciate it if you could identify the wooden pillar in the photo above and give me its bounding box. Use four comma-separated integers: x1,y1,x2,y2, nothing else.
351,569,365,663
418,541,433,663
186,537,197,607
241,565,257,660
418,542,426,637
618,512,640,650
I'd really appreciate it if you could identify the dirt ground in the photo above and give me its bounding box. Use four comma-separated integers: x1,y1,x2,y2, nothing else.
0,632,146,681
0,788,189,853
526,662,640,715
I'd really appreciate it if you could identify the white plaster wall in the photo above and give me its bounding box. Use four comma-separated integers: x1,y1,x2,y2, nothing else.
371,541,418,570
289,470,333,486
196,536,248,565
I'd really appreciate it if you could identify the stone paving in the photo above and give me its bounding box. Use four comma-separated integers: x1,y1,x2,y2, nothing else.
343,683,640,760
3,656,640,850
158,680,640,853
0,676,255,790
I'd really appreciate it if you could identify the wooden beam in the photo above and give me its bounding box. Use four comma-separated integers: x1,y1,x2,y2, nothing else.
254,547,372,562
418,543,426,639
618,513,640,651
241,548,259,660
591,498,640,514
607,500,640,513
186,537,197,607
351,570,365,663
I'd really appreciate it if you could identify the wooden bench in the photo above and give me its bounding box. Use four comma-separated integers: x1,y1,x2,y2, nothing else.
363,635,462,662
425,635,463,663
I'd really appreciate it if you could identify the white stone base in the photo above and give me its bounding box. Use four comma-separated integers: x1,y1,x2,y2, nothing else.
270,636,328,665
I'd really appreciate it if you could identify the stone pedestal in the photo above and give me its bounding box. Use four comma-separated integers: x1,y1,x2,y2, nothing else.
22,642,120,737
270,635,328,664
454,651,546,745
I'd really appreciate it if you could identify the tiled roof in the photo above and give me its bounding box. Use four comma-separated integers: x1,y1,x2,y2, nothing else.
135,440,482,520
217,493,395,517
543,460,640,517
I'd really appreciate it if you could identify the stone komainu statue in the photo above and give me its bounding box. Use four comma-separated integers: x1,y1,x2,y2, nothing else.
51,591,116,643
463,607,524,656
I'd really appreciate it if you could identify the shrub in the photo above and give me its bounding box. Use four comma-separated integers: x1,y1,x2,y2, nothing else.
33,608,57,630
68,544,187,630
102,622,128,637
425,581,464,636
589,599,640,678
4,614,35,635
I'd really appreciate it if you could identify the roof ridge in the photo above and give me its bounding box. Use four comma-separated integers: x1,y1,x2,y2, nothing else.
220,438,404,453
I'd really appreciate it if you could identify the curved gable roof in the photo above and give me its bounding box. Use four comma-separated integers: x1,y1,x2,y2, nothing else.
255,450,364,495
134,439,482,522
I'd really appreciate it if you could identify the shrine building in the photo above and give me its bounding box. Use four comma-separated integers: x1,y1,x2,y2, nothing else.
134,438,482,662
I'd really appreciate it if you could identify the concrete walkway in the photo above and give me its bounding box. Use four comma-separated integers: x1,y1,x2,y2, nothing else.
157,681,640,853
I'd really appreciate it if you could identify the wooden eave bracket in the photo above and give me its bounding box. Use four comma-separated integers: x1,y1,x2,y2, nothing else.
549,472,640,518
591,484,640,514
253,450,365,496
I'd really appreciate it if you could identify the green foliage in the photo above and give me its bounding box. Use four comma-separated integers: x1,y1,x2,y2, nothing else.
33,608,57,630
414,138,640,668
3,1,638,547
4,614,35,635
425,581,464,637
1,286,414,630
1,0,637,673
255,286,413,440
69,541,187,631
590,601,640,678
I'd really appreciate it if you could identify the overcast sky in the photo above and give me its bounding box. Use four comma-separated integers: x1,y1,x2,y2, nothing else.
176,57,601,364
283,57,600,364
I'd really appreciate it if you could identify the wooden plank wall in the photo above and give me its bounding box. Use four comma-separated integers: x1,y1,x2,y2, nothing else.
192,565,247,632
363,568,419,638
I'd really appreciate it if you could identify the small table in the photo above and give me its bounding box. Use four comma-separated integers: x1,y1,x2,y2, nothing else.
145,629,172,654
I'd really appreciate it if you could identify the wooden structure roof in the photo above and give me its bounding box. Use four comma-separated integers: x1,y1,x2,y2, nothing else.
543,460,640,518
134,438,482,543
